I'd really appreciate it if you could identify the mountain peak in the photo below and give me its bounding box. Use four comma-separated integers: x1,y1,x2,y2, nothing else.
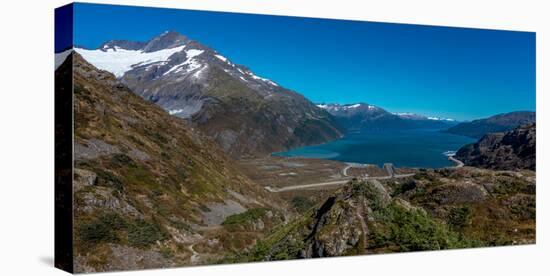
98,40,146,51
446,111,535,138
392,112,455,122
142,31,189,52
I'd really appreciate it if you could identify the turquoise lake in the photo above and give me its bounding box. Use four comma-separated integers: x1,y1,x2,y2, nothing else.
273,129,476,168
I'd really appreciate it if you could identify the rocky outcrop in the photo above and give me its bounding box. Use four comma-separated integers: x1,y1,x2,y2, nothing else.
230,166,535,261
302,196,363,257
396,168,535,245
254,182,371,260
456,123,535,171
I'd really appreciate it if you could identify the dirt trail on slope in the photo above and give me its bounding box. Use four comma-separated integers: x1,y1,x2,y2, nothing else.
352,201,369,252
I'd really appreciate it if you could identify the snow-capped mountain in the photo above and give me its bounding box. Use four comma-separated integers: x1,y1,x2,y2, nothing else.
317,103,406,131
76,31,279,98
392,112,455,122
319,103,458,131
75,31,343,157
317,103,380,113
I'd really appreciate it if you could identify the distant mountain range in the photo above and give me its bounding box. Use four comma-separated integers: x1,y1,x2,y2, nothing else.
76,31,343,158
445,111,535,138
456,123,536,171
72,31,535,157
316,103,458,132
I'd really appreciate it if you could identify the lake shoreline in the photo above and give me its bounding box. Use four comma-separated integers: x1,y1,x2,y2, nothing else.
273,129,475,169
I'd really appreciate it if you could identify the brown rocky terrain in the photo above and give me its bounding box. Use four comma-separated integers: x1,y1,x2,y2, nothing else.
69,52,289,272
456,123,535,171
225,166,535,262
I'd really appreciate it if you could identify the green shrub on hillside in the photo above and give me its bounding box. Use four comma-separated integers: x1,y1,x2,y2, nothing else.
368,203,480,251
127,219,168,247
77,213,126,244
447,206,472,230
392,180,417,196
95,169,124,192
291,196,315,212
110,153,136,168
222,208,268,226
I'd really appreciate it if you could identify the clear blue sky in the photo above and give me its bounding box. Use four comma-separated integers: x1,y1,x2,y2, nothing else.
71,3,535,121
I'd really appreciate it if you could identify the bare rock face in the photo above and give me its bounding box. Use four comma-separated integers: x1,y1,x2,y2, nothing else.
74,244,173,273
429,182,488,205
74,168,97,191
74,139,120,160
456,123,535,171
303,196,363,257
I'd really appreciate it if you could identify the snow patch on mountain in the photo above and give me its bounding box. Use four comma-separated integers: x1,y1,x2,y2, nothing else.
317,103,373,112
75,45,186,77
162,49,205,76
185,49,204,59
192,65,208,79
246,71,278,86
393,112,414,116
168,109,184,115
215,54,227,62
427,116,455,121
392,112,455,121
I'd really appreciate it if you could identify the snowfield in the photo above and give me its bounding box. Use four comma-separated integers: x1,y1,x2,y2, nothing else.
75,45,186,77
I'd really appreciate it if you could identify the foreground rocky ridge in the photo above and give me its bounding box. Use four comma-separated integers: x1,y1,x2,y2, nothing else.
456,123,535,171
226,167,535,261
69,53,288,272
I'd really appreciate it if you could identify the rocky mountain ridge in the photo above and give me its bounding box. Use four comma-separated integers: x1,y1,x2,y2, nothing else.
445,111,535,138
317,103,457,132
456,123,536,171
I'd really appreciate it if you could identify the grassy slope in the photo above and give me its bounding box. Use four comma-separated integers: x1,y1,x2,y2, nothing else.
71,53,286,271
